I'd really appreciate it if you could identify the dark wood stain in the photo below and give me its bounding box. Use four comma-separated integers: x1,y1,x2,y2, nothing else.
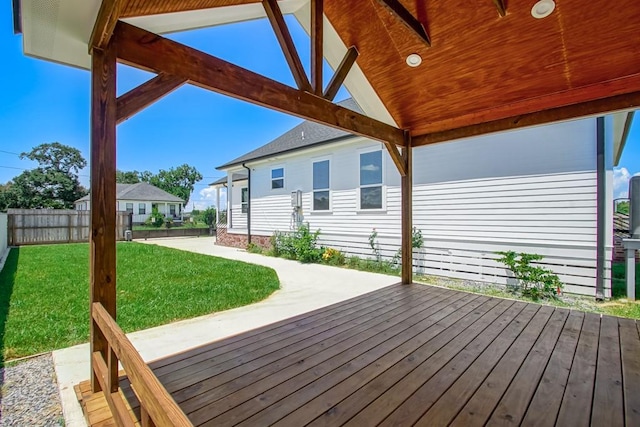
78,284,640,426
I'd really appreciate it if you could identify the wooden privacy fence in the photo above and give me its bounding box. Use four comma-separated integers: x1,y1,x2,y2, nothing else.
7,209,129,246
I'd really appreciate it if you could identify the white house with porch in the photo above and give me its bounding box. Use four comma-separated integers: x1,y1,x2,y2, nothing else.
75,182,184,224
213,99,635,297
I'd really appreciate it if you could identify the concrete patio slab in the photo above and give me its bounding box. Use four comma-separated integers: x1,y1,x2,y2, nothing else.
54,236,398,426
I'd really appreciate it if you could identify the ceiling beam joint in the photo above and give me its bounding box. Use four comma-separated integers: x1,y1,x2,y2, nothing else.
492,0,506,17
262,0,312,92
376,0,430,46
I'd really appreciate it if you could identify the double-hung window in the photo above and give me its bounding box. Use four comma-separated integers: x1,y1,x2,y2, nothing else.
138,203,146,215
312,159,330,211
125,203,133,213
359,150,383,210
271,167,284,189
241,187,248,213
169,204,176,216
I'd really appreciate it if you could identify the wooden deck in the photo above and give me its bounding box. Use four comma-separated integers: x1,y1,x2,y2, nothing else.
78,284,640,426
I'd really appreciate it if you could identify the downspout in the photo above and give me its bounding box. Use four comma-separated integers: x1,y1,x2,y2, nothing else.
595,116,606,300
242,163,252,245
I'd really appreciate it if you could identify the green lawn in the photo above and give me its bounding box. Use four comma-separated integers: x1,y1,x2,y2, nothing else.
606,261,640,318
0,242,279,363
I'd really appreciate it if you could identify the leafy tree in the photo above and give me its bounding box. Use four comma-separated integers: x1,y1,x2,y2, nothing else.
617,201,630,215
2,143,87,209
116,170,143,184
145,164,202,205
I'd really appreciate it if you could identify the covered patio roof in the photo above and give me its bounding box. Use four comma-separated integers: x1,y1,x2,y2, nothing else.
13,0,640,425
16,0,640,140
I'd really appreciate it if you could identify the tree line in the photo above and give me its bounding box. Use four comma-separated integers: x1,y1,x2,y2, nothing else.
0,142,203,210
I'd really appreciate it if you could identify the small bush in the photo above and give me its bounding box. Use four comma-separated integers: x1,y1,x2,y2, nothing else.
497,251,562,300
347,255,361,269
412,227,424,249
145,208,164,228
247,243,263,254
271,225,322,263
322,247,346,266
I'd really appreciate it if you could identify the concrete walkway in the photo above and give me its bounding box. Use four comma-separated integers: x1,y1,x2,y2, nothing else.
54,237,398,426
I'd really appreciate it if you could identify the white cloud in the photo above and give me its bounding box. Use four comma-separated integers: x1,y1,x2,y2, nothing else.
186,186,226,211
361,164,380,172
613,167,632,199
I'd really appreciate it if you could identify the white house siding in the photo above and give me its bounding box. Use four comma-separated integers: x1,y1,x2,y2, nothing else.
226,118,610,296
229,183,248,230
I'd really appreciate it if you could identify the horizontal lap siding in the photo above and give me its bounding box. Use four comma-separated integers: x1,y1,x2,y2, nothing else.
235,119,607,296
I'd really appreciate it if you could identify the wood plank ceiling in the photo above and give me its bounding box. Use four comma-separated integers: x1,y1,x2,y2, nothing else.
119,0,640,142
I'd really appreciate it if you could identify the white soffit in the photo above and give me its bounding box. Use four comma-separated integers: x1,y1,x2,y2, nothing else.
19,0,307,70
612,111,635,166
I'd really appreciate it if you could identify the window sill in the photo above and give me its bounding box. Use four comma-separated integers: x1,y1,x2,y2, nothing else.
309,210,333,215
356,208,387,214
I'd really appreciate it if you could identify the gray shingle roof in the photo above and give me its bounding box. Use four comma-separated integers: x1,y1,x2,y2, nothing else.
216,98,361,169
75,182,184,203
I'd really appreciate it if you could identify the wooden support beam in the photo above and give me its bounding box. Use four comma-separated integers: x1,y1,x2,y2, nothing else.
114,21,406,147
412,91,640,147
493,0,506,17
116,73,187,124
376,0,430,46
90,43,118,393
324,46,359,102
383,141,407,177
262,0,312,92
401,134,413,285
311,0,323,95
89,0,122,52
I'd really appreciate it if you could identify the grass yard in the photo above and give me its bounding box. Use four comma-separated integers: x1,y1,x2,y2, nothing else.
0,242,279,364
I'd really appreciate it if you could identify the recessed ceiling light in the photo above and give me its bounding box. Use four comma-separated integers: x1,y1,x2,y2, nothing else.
531,0,556,19
406,53,422,67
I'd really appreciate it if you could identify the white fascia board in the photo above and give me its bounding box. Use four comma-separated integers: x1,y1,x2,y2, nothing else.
19,0,306,70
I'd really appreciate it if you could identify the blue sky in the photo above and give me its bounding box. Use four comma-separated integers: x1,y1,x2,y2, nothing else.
0,3,638,208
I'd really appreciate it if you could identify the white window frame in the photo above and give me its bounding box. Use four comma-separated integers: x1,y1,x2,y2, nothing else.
358,149,385,211
125,202,133,213
311,158,331,212
138,203,146,215
271,167,285,190
241,187,248,213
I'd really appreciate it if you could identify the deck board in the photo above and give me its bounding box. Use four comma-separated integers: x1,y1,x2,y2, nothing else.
76,284,640,427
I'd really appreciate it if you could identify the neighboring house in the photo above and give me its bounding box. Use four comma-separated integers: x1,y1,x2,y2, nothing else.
213,99,631,297
75,182,184,224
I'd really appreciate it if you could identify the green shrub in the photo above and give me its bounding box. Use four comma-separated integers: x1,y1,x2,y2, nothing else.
322,247,346,266
271,225,322,263
412,227,424,249
497,251,563,300
246,242,263,254
347,255,361,269
144,208,164,228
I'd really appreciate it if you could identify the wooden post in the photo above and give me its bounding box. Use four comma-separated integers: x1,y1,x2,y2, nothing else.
90,42,118,393
401,134,413,284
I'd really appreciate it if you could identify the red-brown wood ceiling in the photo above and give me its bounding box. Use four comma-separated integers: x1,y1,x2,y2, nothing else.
121,0,640,137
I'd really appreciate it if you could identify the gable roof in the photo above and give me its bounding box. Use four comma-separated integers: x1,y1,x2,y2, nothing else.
75,182,184,203
217,98,360,170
